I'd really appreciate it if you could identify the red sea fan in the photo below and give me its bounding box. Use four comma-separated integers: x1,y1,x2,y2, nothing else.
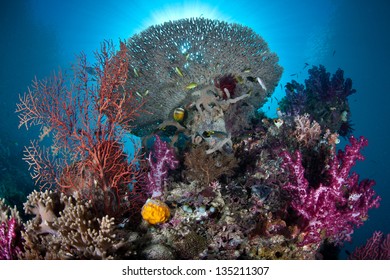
16,41,147,218
350,231,390,260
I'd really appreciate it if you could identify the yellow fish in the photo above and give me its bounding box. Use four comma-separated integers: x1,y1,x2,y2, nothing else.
185,82,198,90
173,107,185,122
133,68,139,77
175,67,184,77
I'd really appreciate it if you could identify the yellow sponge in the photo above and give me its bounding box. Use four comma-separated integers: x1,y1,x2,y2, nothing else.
141,199,170,225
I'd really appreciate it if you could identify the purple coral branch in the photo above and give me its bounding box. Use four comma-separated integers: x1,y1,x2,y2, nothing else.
281,136,380,246
0,218,22,260
146,135,179,198
350,231,390,260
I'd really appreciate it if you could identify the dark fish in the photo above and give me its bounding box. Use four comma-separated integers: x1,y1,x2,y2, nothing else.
251,185,272,201
202,130,227,138
85,66,97,76
333,50,336,56
290,73,297,76
247,76,256,82
303,62,309,69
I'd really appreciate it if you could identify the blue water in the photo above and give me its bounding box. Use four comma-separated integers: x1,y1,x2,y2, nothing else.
1,0,389,259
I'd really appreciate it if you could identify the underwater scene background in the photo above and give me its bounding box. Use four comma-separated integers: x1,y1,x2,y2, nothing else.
0,0,389,259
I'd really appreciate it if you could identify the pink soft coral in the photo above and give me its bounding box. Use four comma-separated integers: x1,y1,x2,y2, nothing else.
0,218,23,260
146,135,179,198
281,136,380,246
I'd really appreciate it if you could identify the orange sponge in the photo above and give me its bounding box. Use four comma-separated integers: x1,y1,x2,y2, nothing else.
141,199,170,225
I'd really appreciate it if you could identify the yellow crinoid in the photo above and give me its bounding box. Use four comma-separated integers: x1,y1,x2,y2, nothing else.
141,199,170,225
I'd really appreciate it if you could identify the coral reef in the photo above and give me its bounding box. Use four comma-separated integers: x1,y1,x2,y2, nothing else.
6,18,381,260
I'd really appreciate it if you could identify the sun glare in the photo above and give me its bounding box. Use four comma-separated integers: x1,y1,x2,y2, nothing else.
139,1,231,31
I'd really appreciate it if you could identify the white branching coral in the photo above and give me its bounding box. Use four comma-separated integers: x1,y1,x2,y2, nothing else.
293,114,322,147
0,198,21,224
22,190,134,259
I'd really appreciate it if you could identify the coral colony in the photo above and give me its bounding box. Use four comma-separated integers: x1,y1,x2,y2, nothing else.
0,18,384,259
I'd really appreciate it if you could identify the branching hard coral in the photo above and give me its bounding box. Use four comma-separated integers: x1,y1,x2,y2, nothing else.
16,41,147,218
22,190,134,259
281,136,380,246
116,17,282,145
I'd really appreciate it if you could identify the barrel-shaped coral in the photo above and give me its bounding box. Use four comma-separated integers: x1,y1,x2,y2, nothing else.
141,199,170,225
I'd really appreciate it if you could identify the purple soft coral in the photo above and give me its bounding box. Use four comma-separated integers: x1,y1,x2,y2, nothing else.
306,65,356,101
0,218,22,260
281,136,380,246
146,135,179,198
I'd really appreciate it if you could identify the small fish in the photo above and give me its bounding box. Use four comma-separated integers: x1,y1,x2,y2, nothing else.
175,66,184,77
235,75,244,84
242,67,251,73
202,130,227,138
185,82,198,90
144,89,149,96
303,62,309,69
173,107,185,122
185,53,190,60
290,73,297,77
85,66,97,76
133,68,139,77
332,50,336,56
135,91,143,98
273,118,284,128
247,76,256,82
276,107,283,118
256,77,267,91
